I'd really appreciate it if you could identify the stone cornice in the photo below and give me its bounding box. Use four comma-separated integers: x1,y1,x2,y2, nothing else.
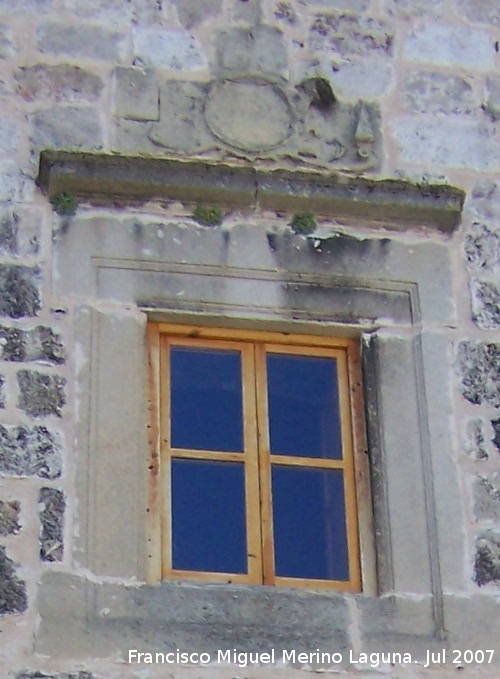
38,151,465,232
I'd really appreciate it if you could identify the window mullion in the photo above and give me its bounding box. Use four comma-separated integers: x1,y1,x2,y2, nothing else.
254,343,275,585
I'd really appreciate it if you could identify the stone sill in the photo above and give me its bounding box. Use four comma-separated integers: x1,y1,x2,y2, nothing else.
38,151,464,232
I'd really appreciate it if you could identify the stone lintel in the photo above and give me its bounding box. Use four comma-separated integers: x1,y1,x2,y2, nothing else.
38,151,464,232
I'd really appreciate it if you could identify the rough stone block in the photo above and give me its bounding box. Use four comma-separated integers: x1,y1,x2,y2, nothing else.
484,75,500,121
475,531,500,585
17,370,66,418
0,25,15,57
15,64,103,103
457,341,500,407
0,265,40,318
456,0,500,26
309,13,394,57
30,106,104,153
0,499,20,535
0,425,62,478
36,22,127,62
312,0,369,8
0,0,51,12
39,487,65,562
216,25,288,78
471,279,500,328
0,325,65,364
392,118,500,171
64,0,135,23
404,24,495,69
331,60,393,99
0,545,27,615
492,417,500,452
402,70,475,114
465,221,500,271
0,374,4,408
463,418,489,460
112,67,158,121
174,0,222,27
474,473,500,521
133,28,205,70
0,161,28,202
231,0,263,23
0,206,40,257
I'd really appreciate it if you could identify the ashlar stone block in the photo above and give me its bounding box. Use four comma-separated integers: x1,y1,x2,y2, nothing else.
484,75,500,121
30,106,104,154
402,70,476,115
309,13,394,57
133,28,205,70
456,0,500,27
174,0,222,27
15,64,104,103
112,67,158,121
216,25,288,79
404,24,495,69
36,22,127,62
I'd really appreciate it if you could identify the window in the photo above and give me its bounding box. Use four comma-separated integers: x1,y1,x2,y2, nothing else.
149,324,362,592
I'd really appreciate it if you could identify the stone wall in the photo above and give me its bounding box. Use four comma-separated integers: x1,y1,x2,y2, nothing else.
0,0,499,678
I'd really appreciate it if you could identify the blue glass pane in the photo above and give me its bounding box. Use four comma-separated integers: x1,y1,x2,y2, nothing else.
170,346,243,452
172,459,247,574
267,353,342,459
272,466,349,580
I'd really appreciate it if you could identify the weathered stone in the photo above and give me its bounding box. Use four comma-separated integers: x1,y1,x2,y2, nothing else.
174,0,222,27
216,25,288,78
30,106,104,153
0,209,15,253
0,265,40,318
133,28,205,70
309,13,394,57
456,0,500,26
0,425,62,478
0,545,27,615
113,118,158,154
204,79,293,151
16,673,97,679
392,119,500,171
465,221,500,271
404,24,495,69
402,71,475,114
331,60,393,99
0,0,51,12
475,531,500,585
17,370,66,418
149,81,213,152
0,161,28,202
274,2,297,24
475,473,500,521
0,114,18,154
463,418,489,460
471,279,500,328
484,75,500,121
0,24,15,57
231,0,262,23
36,22,127,62
492,417,500,453
112,67,158,121
457,341,500,407
384,0,445,17
0,374,4,408
0,499,20,535
39,488,65,562
64,0,135,24
311,0,369,8
15,64,103,103
0,326,65,364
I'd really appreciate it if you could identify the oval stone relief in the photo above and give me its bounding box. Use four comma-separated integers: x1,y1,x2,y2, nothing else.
204,79,293,152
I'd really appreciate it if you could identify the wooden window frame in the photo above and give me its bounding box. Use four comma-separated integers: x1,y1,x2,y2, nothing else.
148,323,368,592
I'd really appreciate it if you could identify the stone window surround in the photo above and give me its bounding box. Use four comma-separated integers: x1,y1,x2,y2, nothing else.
35,152,469,662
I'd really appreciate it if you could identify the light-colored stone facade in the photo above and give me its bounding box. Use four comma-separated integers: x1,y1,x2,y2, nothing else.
1,1,500,678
